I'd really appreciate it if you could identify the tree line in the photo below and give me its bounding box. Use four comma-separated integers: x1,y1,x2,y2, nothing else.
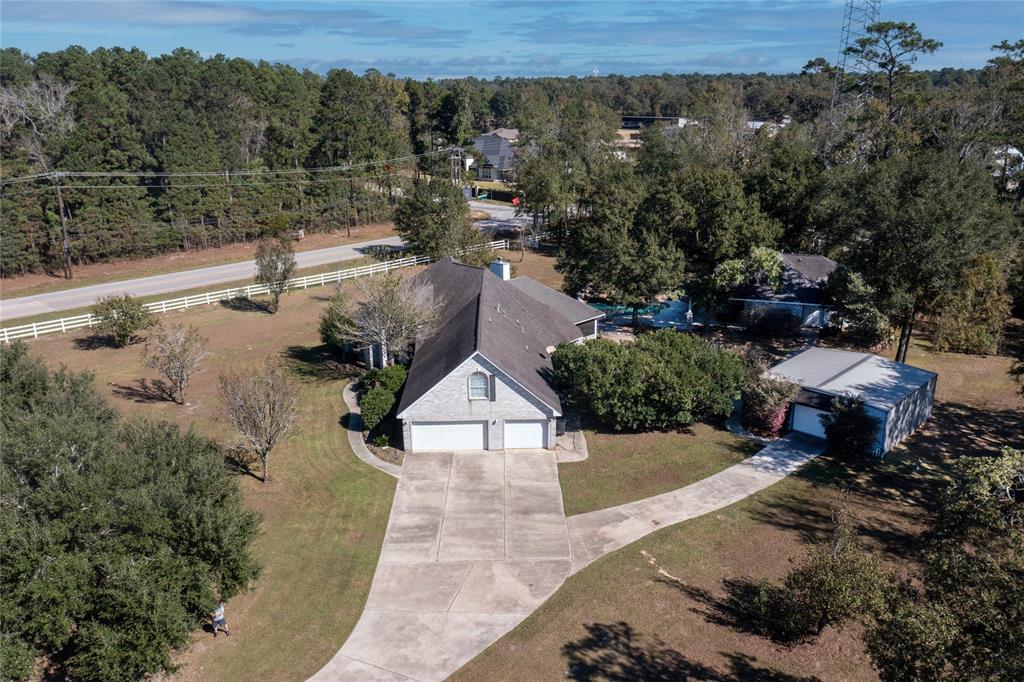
531,27,1023,360
0,42,1004,277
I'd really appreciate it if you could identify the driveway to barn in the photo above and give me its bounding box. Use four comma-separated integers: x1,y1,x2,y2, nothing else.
309,450,571,681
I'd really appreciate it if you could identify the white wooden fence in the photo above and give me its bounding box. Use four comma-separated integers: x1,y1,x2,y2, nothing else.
2,239,510,342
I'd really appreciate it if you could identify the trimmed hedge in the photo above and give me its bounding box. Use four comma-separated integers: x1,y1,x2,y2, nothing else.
553,329,744,431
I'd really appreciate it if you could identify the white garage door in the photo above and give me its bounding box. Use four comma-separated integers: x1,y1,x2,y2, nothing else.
791,405,828,439
503,420,546,449
410,421,486,452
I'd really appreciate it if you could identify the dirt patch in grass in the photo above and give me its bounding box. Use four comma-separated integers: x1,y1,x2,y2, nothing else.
1,223,395,298
454,333,1023,681
508,248,565,290
560,423,760,516
22,277,401,682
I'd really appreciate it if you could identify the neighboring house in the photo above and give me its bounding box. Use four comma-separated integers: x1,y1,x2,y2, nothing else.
733,253,838,328
470,128,519,182
771,347,937,455
395,258,603,452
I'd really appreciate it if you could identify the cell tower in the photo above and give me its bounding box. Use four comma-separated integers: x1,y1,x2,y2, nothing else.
828,0,882,126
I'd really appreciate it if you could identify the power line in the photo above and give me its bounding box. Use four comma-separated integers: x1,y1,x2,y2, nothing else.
0,149,451,187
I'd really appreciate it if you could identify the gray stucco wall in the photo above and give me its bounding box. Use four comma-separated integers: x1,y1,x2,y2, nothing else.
399,353,556,450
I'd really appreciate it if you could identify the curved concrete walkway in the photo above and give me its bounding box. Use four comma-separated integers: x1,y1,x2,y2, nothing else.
566,435,822,574
312,434,822,681
342,383,401,478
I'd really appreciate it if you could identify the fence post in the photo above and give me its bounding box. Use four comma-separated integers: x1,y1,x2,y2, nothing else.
32,323,38,339
205,292,211,305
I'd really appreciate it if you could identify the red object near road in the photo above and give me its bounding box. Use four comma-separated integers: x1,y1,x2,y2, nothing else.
511,196,520,206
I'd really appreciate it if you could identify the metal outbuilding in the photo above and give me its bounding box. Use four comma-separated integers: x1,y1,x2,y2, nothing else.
771,347,938,454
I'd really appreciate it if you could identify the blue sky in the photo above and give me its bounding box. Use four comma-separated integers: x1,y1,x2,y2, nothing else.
1,1,1020,78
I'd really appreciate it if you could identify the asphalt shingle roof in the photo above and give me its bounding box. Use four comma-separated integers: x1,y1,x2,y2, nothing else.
736,253,838,304
397,258,588,416
508,277,603,325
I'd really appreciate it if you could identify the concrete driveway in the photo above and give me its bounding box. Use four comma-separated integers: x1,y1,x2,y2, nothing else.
310,450,570,681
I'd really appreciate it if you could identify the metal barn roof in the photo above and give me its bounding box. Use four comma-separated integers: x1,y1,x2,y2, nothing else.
771,347,936,410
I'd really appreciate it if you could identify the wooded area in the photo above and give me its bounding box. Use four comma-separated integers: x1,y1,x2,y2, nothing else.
0,41,1015,277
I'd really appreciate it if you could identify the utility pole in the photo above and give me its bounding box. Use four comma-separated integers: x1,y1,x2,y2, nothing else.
52,172,74,279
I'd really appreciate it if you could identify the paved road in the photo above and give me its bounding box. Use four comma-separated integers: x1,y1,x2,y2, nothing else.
0,235,403,321
468,200,531,234
1,202,525,323
310,450,570,681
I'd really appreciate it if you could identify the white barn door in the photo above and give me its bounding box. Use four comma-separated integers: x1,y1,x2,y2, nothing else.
791,405,828,439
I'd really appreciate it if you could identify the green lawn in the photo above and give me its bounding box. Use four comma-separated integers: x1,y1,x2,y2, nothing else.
173,379,397,682
560,423,760,516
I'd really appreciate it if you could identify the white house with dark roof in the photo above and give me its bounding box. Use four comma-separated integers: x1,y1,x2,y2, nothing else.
771,347,937,455
732,253,838,328
470,129,519,182
395,258,603,452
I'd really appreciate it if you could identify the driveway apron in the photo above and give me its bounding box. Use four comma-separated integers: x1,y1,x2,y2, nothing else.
309,450,571,682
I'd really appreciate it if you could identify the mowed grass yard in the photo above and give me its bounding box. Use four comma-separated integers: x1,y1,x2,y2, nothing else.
21,276,402,682
454,336,1023,681
561,424,760,516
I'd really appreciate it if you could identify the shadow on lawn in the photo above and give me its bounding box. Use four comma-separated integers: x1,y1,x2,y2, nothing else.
112,378,177,403
282,344,358,382
562,621,819,681
219,297,273,314
73,333,134,351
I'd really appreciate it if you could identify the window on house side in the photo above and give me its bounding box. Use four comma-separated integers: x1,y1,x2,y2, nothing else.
468,372,489,400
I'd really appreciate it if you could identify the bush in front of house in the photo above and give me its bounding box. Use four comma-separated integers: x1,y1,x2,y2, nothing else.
360,386,396,432
553,329,744,431
741,306,802,339
741,349,799,437
357,365,408,394
821,395,880,460
357,365,408,433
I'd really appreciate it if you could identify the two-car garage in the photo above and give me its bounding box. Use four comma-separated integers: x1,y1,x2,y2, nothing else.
406,419,547,452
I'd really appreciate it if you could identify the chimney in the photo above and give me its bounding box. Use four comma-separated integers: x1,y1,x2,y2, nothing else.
489,259,510,281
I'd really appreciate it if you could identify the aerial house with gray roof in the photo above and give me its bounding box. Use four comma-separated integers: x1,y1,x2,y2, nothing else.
732,253,838,328
395,258,602,452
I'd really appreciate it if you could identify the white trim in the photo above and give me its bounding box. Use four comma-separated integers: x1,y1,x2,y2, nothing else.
574,313,605,324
